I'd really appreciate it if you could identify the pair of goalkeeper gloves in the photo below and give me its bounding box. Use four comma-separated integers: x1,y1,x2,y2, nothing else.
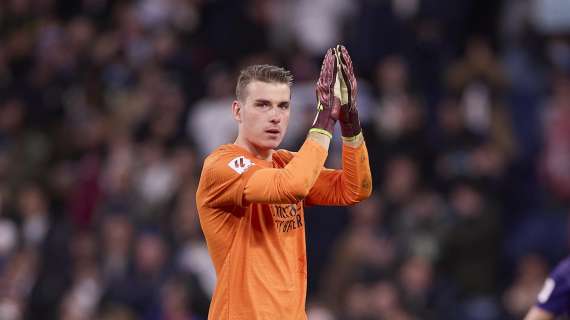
311,45,361,140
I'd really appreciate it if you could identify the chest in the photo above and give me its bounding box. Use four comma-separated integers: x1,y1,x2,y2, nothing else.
248,202,305,235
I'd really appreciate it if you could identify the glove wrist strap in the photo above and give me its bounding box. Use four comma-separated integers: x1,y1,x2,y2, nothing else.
340,108,361,138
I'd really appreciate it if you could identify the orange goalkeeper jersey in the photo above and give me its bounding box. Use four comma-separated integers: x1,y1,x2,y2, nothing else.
196,138,372,320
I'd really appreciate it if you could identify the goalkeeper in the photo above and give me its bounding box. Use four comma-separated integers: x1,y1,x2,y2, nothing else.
196,46,372,320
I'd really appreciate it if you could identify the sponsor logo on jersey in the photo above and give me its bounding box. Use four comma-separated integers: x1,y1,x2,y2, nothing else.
228,156,254,174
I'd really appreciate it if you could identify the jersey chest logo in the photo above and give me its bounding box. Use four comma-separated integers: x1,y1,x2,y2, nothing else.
272,203,304,233
228,156,254,174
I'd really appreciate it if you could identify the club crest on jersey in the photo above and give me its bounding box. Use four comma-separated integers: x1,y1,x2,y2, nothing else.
228,156,254,174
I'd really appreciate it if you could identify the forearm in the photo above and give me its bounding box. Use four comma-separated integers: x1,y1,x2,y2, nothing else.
338,133,372,202
244,135,329,204
306,133,372,205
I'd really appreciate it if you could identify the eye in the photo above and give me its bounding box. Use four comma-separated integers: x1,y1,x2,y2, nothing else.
279,104,290,110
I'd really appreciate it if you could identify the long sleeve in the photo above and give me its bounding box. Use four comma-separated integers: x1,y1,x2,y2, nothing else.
243,139,327,204
305,141,372,206
197,138,329,209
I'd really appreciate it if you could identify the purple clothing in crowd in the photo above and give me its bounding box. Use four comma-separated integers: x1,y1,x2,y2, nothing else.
537,256,570,317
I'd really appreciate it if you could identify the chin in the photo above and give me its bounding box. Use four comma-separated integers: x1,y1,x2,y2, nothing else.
265,141,281,149
256,139,282,150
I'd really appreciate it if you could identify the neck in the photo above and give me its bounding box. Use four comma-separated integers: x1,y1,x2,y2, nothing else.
234,135,273,161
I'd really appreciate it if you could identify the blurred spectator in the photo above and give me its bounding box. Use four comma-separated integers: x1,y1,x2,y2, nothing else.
307,302,335,320
368,279,415,320
381,155,423,228
143,277,202,320
439,181,502,319
101,230,169,318
320,195,397,314
173,184,215,297
531,0,570,34
97,304,136,320
99,214,133,283
0,184,18,265
503,253,549,319
540,72,570,202
16,184,51,248
0,249,37,320
187,64,235,158
446,37,516,163
291,0,356,55
364,56,434,187
400,256,433,310
395,190,450,263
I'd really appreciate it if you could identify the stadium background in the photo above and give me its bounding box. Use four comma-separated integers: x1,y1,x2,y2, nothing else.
0,0,569,319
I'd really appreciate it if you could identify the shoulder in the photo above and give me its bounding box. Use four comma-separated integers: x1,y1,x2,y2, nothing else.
203,145,256,177
551,256,570,281
205,145,243,164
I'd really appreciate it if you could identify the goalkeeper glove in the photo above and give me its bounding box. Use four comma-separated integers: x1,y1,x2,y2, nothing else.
335,45,362,138
310,48,340,138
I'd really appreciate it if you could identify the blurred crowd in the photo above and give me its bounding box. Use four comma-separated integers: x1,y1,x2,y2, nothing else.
0,0,570,319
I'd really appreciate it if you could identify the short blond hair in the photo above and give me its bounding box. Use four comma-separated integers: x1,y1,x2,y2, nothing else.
236,65,293,101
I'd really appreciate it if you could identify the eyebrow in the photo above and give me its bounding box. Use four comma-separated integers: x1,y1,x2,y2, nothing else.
253,99,290,105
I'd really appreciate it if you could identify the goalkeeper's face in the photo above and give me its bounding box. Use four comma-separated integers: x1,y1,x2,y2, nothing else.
234,81,291,151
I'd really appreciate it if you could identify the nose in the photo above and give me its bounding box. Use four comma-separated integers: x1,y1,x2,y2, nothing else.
269,107,281,124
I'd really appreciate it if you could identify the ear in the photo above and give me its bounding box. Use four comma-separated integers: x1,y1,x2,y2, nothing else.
232,100,242,122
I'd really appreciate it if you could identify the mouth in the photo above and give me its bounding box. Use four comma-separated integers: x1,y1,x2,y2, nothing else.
265,129,281,135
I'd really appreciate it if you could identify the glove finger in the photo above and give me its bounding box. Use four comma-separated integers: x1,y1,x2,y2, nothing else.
316,48,338,111
328,48,338,110
323,50,336,89
317,48,333,86
336,46,350,88
316,48,332,105
340,45,354,77
325,49,335,89
339,45,357,110
336,47,351,108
